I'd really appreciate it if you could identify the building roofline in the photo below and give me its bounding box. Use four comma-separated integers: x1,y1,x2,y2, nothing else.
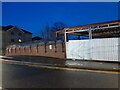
21,29,32,34
1,25,32,34
7,26,25,33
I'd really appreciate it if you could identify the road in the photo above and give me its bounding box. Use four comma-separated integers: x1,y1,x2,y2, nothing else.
2,62,119,88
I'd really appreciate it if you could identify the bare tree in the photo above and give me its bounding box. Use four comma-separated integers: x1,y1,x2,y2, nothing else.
40,30,45,39
54,22,66,31
39,22,67,42
45,24,50,41
52,22,67,41
40,24,51,42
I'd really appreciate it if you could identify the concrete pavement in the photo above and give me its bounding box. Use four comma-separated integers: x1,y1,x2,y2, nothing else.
65,60,119,71
1,55,120,72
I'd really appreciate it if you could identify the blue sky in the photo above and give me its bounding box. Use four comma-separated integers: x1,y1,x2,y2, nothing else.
2,2,118,36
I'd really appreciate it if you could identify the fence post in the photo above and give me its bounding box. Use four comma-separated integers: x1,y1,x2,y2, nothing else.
15,48,16,54
11,48,13,54
45,42,47,53
30,45,31,53
62,41,64,52
20,47,21,54
55,41,57,53
36,44,39,53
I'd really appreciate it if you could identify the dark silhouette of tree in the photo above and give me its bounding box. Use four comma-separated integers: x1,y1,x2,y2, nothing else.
40,22,67,41
51,22,67,41
32,36,42,41
40,24,50,42
45,24,50,41
54,22,66,31
40,30,45,39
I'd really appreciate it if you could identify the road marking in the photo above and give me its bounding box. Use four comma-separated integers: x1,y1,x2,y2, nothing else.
1,59,119,75
28,64,119,75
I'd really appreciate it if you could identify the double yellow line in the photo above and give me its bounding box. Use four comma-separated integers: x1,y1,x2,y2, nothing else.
2,59,120,75
28,64,120,75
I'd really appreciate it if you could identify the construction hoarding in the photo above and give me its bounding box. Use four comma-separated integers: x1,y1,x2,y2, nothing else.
66,38,120,62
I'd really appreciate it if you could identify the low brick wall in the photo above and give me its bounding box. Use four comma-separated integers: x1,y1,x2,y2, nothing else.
5,41,65,59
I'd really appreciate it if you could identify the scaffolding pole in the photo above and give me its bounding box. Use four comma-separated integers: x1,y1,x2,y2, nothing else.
89,27,92,39
64,31,67,58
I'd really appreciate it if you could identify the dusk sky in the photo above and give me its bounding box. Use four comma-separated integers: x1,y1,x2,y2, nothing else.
2,2,118,36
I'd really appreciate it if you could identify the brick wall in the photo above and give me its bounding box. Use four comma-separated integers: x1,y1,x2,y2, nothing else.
5,41,65,59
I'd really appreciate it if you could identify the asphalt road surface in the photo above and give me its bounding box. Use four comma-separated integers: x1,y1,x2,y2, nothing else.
2,62,119,88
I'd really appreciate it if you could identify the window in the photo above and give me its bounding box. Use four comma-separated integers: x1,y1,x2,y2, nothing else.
11,39,15,42
11,32,14,35
18,33,22,36
18,39,22,43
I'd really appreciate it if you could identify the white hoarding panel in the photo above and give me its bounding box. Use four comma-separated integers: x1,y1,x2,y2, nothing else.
66,38,119,62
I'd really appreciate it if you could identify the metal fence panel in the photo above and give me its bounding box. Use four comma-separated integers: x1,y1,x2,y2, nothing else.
118,38,120,61
66,38,119,62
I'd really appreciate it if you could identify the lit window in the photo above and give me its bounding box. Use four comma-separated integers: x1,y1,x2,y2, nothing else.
49,45,52,49
18,39,22,43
